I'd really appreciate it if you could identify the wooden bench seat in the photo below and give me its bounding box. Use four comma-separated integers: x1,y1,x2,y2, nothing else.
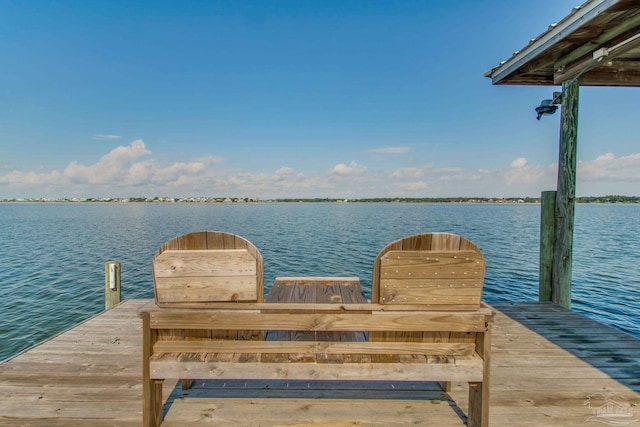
141,302,493,426
149,351,484,382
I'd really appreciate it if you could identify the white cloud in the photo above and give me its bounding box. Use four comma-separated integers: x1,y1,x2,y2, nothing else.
0,169,63,186
272,166,296,183
0,139,226,195
193,156,225,164
390,164,432,179
152,160,213,183
275,166,295,176
93,134,122,140
63,139,151,184
330,161,368,176
501,157,556,186
127,162,153,185
511,157,528,168
368,146,410,154
579,152,640,181
2,144,640,198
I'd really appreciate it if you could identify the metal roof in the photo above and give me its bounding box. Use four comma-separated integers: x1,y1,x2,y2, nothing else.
486,0,640,86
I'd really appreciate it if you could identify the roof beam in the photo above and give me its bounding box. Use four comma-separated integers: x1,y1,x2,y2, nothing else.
576,60,640,85
554,32,640,83
553,13,640,69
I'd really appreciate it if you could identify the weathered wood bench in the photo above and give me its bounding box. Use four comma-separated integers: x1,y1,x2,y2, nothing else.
141,231,493,427
141,300,492,426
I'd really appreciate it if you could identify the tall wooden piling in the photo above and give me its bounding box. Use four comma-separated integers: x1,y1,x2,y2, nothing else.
552,80,579,308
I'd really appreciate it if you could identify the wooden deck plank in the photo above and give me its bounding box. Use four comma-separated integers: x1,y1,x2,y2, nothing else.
2,299,640,426
161,398,466,426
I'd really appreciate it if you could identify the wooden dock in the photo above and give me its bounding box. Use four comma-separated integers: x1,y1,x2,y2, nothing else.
1,299,639,426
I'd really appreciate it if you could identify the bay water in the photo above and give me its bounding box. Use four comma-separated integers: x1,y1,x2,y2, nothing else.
1,202,639,361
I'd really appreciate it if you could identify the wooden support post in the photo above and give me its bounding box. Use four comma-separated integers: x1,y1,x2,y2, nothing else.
552,79,579,308
142,312,163,427
468,321,491,427
539,191,556,302
104,261,121,310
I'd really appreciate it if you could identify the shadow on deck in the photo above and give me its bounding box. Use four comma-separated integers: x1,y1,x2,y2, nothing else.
488,301,640,426
493,301,640,390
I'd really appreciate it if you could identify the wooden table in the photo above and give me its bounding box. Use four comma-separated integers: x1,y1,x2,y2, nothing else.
264,277,368,342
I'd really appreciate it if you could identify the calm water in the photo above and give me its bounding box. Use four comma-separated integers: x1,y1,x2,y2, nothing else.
1,202,639,361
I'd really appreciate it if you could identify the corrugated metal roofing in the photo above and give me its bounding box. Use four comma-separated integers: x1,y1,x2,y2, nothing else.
486,0,640,86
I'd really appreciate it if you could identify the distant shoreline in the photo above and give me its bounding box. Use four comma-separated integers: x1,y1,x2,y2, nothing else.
2,196,639,204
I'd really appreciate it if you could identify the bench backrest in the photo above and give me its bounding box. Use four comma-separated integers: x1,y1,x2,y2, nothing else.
378,249,485,308
372,232,485,309
371,232,485,344
152,230,264,306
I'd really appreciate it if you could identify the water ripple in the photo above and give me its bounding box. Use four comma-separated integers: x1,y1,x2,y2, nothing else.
1,202,639,360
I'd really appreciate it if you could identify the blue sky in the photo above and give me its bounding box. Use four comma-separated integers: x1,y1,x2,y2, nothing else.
1,1,638,199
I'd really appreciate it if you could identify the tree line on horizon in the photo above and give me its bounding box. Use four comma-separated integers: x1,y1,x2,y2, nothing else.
2,195,639,203
274,195,639,203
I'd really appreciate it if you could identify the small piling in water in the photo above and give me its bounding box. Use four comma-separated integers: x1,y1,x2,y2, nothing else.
104,260,121,309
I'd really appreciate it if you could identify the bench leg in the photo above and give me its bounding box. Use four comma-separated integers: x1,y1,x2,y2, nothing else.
467,381,488,427
143,379,164,427
181,379,194,390
468,321,492,426
142,313,163,426
439,381,452,392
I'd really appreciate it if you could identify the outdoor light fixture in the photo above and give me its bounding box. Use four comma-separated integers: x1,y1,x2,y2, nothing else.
533,32,640,120
535,46,612,120
535,99,558,120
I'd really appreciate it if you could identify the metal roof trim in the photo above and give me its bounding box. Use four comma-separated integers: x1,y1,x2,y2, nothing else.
486,0,620,85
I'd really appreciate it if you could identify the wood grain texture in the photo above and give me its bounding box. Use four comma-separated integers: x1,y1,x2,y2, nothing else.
149,358,484,382
539,191,556,302
144,277,492,426
2,300,640,426
147,309,488,332
152,341,476,355
152,231,264,304
380,250,484,307
552,79,579,309
153,250,258,303
372,233,483,305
